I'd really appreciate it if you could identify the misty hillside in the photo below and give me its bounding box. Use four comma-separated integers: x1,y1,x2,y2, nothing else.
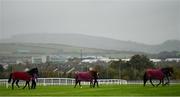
1,33,180,53
0,43,141,58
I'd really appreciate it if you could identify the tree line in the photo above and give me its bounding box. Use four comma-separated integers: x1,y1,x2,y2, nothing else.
1,54,180,80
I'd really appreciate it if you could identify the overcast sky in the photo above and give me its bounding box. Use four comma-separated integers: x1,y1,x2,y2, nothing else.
0,0,180,44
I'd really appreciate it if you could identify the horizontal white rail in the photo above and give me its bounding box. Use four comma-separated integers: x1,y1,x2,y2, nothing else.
0,78,127,88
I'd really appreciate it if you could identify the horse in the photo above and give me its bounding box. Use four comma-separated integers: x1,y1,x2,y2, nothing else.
74,68,99,88
8,68,38,90
143,67,174,87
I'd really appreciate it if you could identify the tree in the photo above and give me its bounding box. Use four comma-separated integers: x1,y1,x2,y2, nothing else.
128,54,154,80
108,55,155,80
129,54,154,71
108,60,126,79
0,65,4,73
0,65,4,78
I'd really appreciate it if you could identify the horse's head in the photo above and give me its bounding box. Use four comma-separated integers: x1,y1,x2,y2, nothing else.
89,68,98,79
168,67,174,76
27,68,39,76
161,67,174,76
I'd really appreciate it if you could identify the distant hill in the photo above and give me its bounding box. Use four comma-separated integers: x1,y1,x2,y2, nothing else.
1,33,180,53
0,43,141,58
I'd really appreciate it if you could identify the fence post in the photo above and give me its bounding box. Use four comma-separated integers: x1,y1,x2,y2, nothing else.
59,78,60,85
65,79,67,85
51,78,53,85
6,79,8,88
43,78,46,86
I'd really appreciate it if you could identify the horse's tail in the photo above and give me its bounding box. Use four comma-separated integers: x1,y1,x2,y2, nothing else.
8,73,12,83
143,72,148,86
143,72,147,78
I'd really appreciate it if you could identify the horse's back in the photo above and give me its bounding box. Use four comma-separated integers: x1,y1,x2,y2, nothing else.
75,72,92,81
12,72,31,81
146,69,164,79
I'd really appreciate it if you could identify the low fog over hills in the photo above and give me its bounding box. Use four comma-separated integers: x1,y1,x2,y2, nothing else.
1,33,180,54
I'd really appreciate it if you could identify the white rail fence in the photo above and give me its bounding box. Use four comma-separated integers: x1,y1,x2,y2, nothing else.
0,78,127,88
37,78,128,86
1,78,180,88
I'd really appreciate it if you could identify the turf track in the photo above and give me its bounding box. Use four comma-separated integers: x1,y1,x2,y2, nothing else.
0,84,180,96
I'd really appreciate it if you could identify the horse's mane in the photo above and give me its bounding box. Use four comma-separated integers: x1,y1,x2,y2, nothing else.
160,67,173,71
27,68,38,75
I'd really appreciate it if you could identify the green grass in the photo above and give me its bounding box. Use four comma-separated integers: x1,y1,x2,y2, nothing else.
0,84,180,96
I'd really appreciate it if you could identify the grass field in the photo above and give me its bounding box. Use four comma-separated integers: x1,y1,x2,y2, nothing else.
0,84,180,96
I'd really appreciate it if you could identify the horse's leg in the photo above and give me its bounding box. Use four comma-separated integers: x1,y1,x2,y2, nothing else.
31,81,33,89
94,79,99,88
31,80,34,89
34,81,36,89
165,75,170,86
74,80,78,88
12,80,16,90
143,73,148,86
78,81,82,88
149,78,155,87
90,81,93,88
156,80,161,87
27,81,30,89
93,80,95,88
32,80,36,89
143,78,148,87
162,79,165,86
23,81,28,89
96,80,99,88
15,80,20,88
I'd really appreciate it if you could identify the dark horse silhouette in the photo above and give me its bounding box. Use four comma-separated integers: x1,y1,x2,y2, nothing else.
74,69,99,88
143,67,173,87
8,68,38,90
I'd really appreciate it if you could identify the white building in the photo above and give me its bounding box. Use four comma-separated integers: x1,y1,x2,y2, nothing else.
165,58,180,62
81,59,98,63
47,55,65,63
31,56,47,64
121,58,130,62
81,56,119,63
150,59,162,63
121,58,162,63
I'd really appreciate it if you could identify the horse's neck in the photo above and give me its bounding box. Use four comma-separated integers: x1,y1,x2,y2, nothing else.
27,71,33,75
161,68,169,75
89,71,98,78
